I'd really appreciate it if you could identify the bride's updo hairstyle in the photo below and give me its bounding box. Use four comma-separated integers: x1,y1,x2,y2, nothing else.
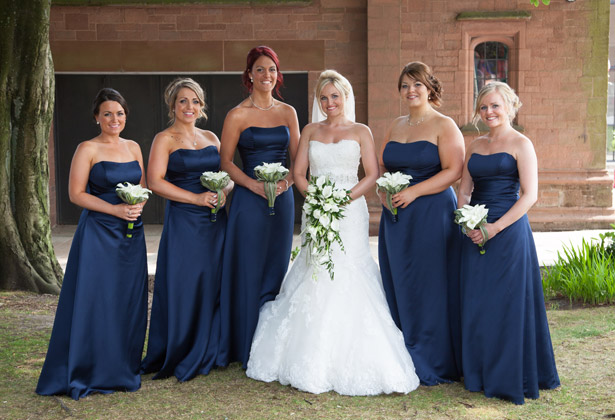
314,70,352,116
398,61,442,107
242,45,284,98
164,77,208,124
472,81,522,126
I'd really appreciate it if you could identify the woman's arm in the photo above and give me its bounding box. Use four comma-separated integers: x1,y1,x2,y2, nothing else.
146,132,216,208
349,125,379,201
393,116,465,208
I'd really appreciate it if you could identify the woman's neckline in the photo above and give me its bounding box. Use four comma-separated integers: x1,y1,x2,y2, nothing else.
471,151,515,160
169,145,217,156
387,139,436,146
309,139,359,146
92,160,138,167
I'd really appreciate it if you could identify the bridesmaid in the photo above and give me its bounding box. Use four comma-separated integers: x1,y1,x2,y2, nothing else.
141,78,232,381
378,62,465,385
457,82,560,404
219,46,300,368
36,88,148,400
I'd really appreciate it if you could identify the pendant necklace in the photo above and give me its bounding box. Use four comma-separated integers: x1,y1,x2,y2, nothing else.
250,95,275,111
406,113,428,127
191,128,197,146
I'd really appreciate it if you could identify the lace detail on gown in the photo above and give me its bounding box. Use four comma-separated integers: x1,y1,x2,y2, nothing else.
246,140,419,395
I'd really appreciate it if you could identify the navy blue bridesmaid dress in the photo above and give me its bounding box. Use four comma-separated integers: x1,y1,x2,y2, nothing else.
219,126,294,369
378,141,462,385
141,146,227,381
36,161,148,400
460,153,560,404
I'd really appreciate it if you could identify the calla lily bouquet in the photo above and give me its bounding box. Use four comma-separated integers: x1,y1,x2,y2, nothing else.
116,182,152,238
376,171,413,223
454,204,489,254
254,162,289,215
300,175,352,281
200,170,230,222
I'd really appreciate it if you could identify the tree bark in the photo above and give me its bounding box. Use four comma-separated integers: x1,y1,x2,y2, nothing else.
0,0,63,293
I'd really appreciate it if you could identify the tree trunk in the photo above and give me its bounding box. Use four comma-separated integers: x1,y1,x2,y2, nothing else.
0,0,63,293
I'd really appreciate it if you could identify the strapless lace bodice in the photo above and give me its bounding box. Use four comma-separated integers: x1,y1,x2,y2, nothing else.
308,140,360,189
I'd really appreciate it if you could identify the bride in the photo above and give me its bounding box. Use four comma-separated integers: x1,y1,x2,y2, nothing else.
246,70,420,395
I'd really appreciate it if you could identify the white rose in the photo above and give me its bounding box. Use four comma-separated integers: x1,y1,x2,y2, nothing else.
313,209,322,219
333,189,347,200
327,231,335,241
322,203,332,212
307,184,317,194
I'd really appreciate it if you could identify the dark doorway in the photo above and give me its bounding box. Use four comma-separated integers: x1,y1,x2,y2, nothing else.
54,73,309,224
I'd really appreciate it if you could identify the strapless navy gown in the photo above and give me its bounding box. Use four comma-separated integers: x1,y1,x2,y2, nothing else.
141,146,226,381
378,141,461,385
36,161,148,400
219,126,294,368
460,153,560,404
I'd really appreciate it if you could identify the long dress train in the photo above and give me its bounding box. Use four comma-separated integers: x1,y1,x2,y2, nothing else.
246,140,420,395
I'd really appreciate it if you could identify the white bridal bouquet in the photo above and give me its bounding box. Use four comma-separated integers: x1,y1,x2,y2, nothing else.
115,182,152,238
454,204,489,255
253,162,289,215
200,170,231,222
300,175,352,281
376,171,413,223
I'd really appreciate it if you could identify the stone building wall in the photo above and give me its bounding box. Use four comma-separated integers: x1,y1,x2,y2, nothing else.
48,0,614,230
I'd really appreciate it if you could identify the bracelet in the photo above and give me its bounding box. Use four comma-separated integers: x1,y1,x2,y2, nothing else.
284,179,289,191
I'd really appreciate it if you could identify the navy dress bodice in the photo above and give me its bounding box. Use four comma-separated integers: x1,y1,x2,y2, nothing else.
36,161,148,400
460,153,560,404
219,126,295,368
141,146,227,381
378,141,462,385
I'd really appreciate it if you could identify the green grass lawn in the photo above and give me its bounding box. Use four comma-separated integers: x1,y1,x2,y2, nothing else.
1,291,614,420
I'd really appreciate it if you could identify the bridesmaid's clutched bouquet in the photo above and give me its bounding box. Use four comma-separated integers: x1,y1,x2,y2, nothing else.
200,171,231,222
376,172,413,223
454,204,489,255
300,175,352,281
115,182,152,238
254,162,289,216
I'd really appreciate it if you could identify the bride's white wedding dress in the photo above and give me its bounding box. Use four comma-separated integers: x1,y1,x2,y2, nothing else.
246,140,420,395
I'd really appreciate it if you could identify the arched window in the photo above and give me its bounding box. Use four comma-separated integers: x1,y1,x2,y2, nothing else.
474,41,509,102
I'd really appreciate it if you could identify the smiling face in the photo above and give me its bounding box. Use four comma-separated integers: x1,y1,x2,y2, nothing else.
173,87,202,124
95,101,126,135
399,75,429,107
478,91,510,129
249,55,278,94
319,82,345,118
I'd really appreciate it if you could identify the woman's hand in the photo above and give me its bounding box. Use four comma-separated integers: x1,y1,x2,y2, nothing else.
193,191,220,208
275,179,290,196
377,190,391,211
248,179,267,199
467,223,498,245
117,202,144,221
391,186,418,208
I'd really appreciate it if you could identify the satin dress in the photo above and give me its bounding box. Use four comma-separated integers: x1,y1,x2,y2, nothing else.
460,152,560,404
378,141,462,385
219,126,294,368
36,161,148,400
141,146,226,381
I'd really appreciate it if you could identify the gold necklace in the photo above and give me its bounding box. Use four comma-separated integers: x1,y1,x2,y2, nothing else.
249,95,275,111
